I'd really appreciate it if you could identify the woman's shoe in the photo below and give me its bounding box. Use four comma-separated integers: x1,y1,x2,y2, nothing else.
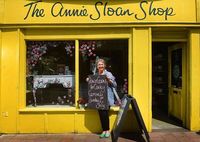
104,132,110,138
99,132,105,138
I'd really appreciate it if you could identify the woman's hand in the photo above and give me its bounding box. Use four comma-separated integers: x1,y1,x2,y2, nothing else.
105,76,112,84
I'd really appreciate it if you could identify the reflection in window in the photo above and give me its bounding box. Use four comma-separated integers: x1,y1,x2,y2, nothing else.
26,41,75,107
78,40,128,107
171,48,182,88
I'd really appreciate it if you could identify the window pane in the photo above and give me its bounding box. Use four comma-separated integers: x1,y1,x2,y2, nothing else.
26,41,75,107
78,40,128,107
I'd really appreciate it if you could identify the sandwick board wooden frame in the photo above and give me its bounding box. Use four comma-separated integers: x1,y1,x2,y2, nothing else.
111,95,150,142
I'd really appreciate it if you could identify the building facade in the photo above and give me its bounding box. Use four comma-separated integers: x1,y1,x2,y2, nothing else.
0,0,200,133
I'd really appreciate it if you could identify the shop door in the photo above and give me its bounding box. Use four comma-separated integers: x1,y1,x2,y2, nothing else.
168,43,186,124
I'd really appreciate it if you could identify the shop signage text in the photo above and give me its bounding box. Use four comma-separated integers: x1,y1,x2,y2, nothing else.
24,0,175,21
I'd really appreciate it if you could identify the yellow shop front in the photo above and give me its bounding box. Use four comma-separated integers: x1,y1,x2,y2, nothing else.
0,0,200,133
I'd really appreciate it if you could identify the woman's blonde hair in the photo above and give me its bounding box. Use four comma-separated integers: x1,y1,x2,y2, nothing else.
96,58,106,67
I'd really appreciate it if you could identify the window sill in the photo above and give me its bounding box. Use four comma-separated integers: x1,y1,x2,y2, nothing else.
19,106,120,113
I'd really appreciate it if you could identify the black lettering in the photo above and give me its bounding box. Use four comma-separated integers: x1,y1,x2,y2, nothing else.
104,2,133,17
107,7,115,16
90,1,102,20
51,2,63,17
116,7,123,16
104,2,107,16
31,5,44,17
135,0,147,20
165,8,176,20
158,8,165,16
149,1,176,20
149,1,156,15
24,0,45,20
64,9,78,16
123,9,134,16
24,1,36,20
51,2,88,17
81,6,88,16
115,7,124,16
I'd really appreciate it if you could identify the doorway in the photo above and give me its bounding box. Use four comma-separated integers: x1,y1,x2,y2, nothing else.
152,42,187,131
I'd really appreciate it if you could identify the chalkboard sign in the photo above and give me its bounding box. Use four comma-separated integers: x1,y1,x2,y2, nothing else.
87,75,109,110
111,95,150,142
111,95,132,142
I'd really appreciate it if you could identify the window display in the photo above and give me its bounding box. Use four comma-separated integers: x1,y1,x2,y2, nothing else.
26,41,75,107
26,40,128,108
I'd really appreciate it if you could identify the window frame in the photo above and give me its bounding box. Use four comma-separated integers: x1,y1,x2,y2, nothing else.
19,28,132,110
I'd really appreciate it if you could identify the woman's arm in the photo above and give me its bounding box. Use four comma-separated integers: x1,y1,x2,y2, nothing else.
105,71,117,88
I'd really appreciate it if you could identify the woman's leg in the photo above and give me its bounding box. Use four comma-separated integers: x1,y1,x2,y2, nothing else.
98,109,109,131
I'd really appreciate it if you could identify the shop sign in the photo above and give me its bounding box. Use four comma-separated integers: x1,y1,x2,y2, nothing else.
24,0,175,21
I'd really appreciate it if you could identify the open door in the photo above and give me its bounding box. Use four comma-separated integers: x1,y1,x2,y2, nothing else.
168,43,186,125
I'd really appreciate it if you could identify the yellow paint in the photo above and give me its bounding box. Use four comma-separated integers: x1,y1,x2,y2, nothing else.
75,40,79,109
0,0,4,24
0,0,199,134
75,111,101,133
168,44,187,126
0,30,2,133
128,37,133,95
153,29,188,42
181,43,187,126
19,29,26,109
2,0,197,24
18,108,136,133
47,113,75,133
197,0,200,22
24,28,130,40
1,29,19,133
19,114,45,133
189,30,200,131
132,28,152,131
148,28,152,131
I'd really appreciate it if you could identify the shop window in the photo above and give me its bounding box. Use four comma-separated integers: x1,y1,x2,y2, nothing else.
79,40,128,107
26,40,128,107
26,41,75,107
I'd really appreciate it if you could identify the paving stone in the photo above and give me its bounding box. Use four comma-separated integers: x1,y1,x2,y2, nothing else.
0,132,200,142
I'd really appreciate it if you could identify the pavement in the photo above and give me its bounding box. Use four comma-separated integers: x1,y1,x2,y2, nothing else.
0,131,200,142
1,116,200,142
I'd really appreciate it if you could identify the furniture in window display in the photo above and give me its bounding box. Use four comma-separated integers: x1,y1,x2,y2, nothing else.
32,75,75,106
